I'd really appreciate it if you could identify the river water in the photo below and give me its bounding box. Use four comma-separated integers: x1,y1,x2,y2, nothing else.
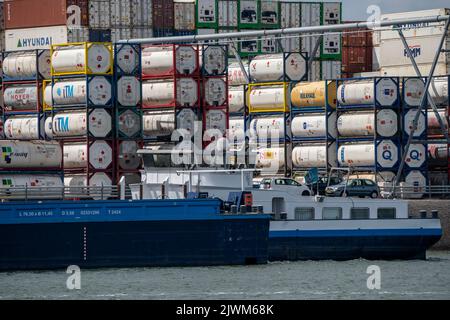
1,251,450,300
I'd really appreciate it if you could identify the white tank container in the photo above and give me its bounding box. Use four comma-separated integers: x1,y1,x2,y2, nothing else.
248,86,286,112
89,140,113,170
338,140,399,168
115,44,140,74
0,175,63,189
204,109,227,139
291,115,326,138
44,77,112,106
3,86,39,110
117,76,141,106
143,111,175,136
250,117,284,140
228,118,245,142
292,145,333,168
177,78,199,107
337,78,398,106
51,44,112,74
4,116,44,140
256,147,285,170
203,45,227,75
228,63,249,85
118,109,141,138
249,53,307,82
2,50,51,79
0,140,62,168
204,78,227,106
403,170,427,199
403,78,425,107
337,109,398,137
405,144,427,169
429,78,449,105
177,108,197,134
142,81,174,106
64,173,113,200
142,46,197,76
118,140,141,171
403,109,426,137
63,144,87,169
228,86,245,113
428,110,448,133
46,109,111,138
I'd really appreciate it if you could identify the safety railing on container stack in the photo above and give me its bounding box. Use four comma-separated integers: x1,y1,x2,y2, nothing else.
47,42,116,200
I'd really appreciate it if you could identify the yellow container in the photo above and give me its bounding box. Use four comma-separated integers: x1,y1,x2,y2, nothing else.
51,42,113,76
290,81,337,108
248,82,289,113
42,80,53,111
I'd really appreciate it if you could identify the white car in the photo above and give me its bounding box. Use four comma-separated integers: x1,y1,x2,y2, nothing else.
257,177,312,196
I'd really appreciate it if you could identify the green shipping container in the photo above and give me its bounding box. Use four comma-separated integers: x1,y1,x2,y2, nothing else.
196,0,219,28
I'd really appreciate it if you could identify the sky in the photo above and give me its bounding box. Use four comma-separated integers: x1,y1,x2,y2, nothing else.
318,0,450,21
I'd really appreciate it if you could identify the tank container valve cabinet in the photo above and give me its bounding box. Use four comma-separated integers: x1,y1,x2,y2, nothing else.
335,77,401,189
48,42,115,200
290,80,338,175
114,43,143,188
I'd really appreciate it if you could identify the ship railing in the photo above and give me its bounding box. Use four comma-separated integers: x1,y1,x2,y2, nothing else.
0,185,134,201
379,185,450,199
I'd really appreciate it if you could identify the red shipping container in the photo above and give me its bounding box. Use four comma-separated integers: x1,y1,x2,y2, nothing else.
342,21,373,47
342,46,373,73
152,0,175,29
4,0,88,29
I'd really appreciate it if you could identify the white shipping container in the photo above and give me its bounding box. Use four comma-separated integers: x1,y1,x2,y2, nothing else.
322,2,341,25
111,27,132,43
197,0,217,24
381,63,450,77
174,1,196,31
260,0,279,26
218,0,238,28
260,36,278,54
5,26,89,51
321,60,341,80
301,3,321,59
89,0,112,28
309,60,321,82
281,2,301,28
131,27,154,39
132,0,153,27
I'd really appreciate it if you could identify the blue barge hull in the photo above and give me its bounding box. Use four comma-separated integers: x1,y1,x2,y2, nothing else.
0,199,270,271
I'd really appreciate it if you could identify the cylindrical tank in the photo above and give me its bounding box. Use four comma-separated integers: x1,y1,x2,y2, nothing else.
228,86,245,113
141,46,197,76
143,111,175,136
248,86,286,112
3,86,39,110
142,81,174,106
51,44,111,74
403,170,426,199
256,147,285,170
0,140,62,168
46,109,111,138
228,63,249,86
250,53,306,82
403,78,425,107
337,109,398,137
405,144,427,169
116,76,141,106
292,115,327,138
116,44,139,74
403,109,426,137
428,144,449,162
118,141,141,171
427,110,448,135
204,78,227,106
203,46,227,75
63,144,87,168
292,145,328,168
338,141,399,168
429,78,449,105
0,175,63,199
4,116,44,140
2,51,51,79
64,173,113,200
250,117,284,139
118,109,141,138
44,77,112,106
176,108,197,134
228,118,245,142
89,140,113,170
291,81,337,108
204,110,227,138
337,78,397,106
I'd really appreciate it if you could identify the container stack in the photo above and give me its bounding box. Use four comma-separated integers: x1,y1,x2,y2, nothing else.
341,22,373,78
335,77,402,188
114,43,143,187
141,44,201,166
0,49,64,192
290,80,338,176
0,1,5,51
46,42,115,198
427,76,450,186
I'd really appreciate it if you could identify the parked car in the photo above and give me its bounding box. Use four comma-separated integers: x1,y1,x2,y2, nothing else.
325,179,380,198
307,176,343,195
259,177,312,196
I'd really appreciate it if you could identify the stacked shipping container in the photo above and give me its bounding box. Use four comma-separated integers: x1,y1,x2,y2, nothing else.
341,22,373,78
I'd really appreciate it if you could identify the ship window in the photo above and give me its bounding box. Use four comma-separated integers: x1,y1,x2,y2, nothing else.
295,207,315,220
322,207,343,220
351,208,370,220
378,208,396,219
